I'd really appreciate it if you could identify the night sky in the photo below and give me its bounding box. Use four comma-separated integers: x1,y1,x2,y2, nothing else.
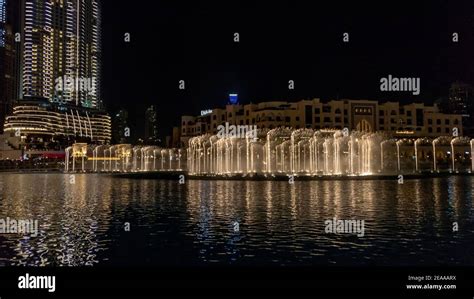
101,0,474,140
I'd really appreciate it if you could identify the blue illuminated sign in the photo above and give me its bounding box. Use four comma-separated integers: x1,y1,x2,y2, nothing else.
229,94,238,105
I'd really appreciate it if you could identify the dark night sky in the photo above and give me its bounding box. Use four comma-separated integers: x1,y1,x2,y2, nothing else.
101,0,474,140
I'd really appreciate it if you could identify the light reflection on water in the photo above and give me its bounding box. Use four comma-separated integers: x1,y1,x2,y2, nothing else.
0,174,472,266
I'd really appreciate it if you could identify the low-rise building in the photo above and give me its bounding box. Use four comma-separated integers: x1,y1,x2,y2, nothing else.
179,98,463,145
3,99,111,150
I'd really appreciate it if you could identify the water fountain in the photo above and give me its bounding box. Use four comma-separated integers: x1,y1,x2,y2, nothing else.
64,129,474,178
64,143,88,172
186,129,474,177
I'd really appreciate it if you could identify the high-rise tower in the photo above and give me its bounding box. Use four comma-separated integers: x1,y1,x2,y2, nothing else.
20,0,101,109
2,0,110,147
0,0,20,132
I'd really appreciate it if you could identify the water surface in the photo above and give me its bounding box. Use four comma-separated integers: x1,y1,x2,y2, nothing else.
0,174,472,266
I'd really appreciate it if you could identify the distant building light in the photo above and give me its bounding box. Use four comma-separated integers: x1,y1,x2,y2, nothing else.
395,130,414,135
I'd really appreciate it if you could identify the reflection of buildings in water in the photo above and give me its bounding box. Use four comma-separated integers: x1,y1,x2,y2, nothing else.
264,181,273,225
0,174,114,266
446,176,471,221
331,180,344,220
432,178,446,227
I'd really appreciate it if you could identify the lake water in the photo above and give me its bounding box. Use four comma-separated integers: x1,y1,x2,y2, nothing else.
0,174,472,266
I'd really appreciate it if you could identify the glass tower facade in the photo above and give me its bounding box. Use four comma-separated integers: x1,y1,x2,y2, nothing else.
21,0,101,109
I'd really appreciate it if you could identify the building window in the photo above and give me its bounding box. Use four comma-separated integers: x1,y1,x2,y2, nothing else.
406,111,412,117
445,119,450,125
335,117,341,123
315,117,321,122
213,115,216,120
379,110,384,116
335,109,341,114
246,119,249,125
344,109,348,115
454,119,459,125
324,117,331,122
323,106,331,113
391,110,397,115
407,119,412,125
445,128,450,133
228,113,232,117
436,119,441,125
437,127,441,133
428,127,432,133
285,117,290,122
428,119,432,125
246,110,249,116
315,108,320,114
296,116,300,121
222,115,225,121
379,118,384,125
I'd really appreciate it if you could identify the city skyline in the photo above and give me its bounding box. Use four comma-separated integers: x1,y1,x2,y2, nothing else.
1,1,473,143
0,2,474,297
101,1,474,138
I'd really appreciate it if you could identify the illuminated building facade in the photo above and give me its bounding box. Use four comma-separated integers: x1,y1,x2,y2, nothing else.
20,0,101,109
112,109,129,144
180,98,463,144
144,105,159,144
4,98,111,147
0,0,7,132
448,82,474,136
0,0,19,133
0,0,108,148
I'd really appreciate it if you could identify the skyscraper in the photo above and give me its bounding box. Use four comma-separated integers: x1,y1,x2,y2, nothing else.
112,109,129,144
0,0,19,133
448,82,474,136
2,0,111,147
145,105,159,144
20,0,102,109
0,0,7,132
